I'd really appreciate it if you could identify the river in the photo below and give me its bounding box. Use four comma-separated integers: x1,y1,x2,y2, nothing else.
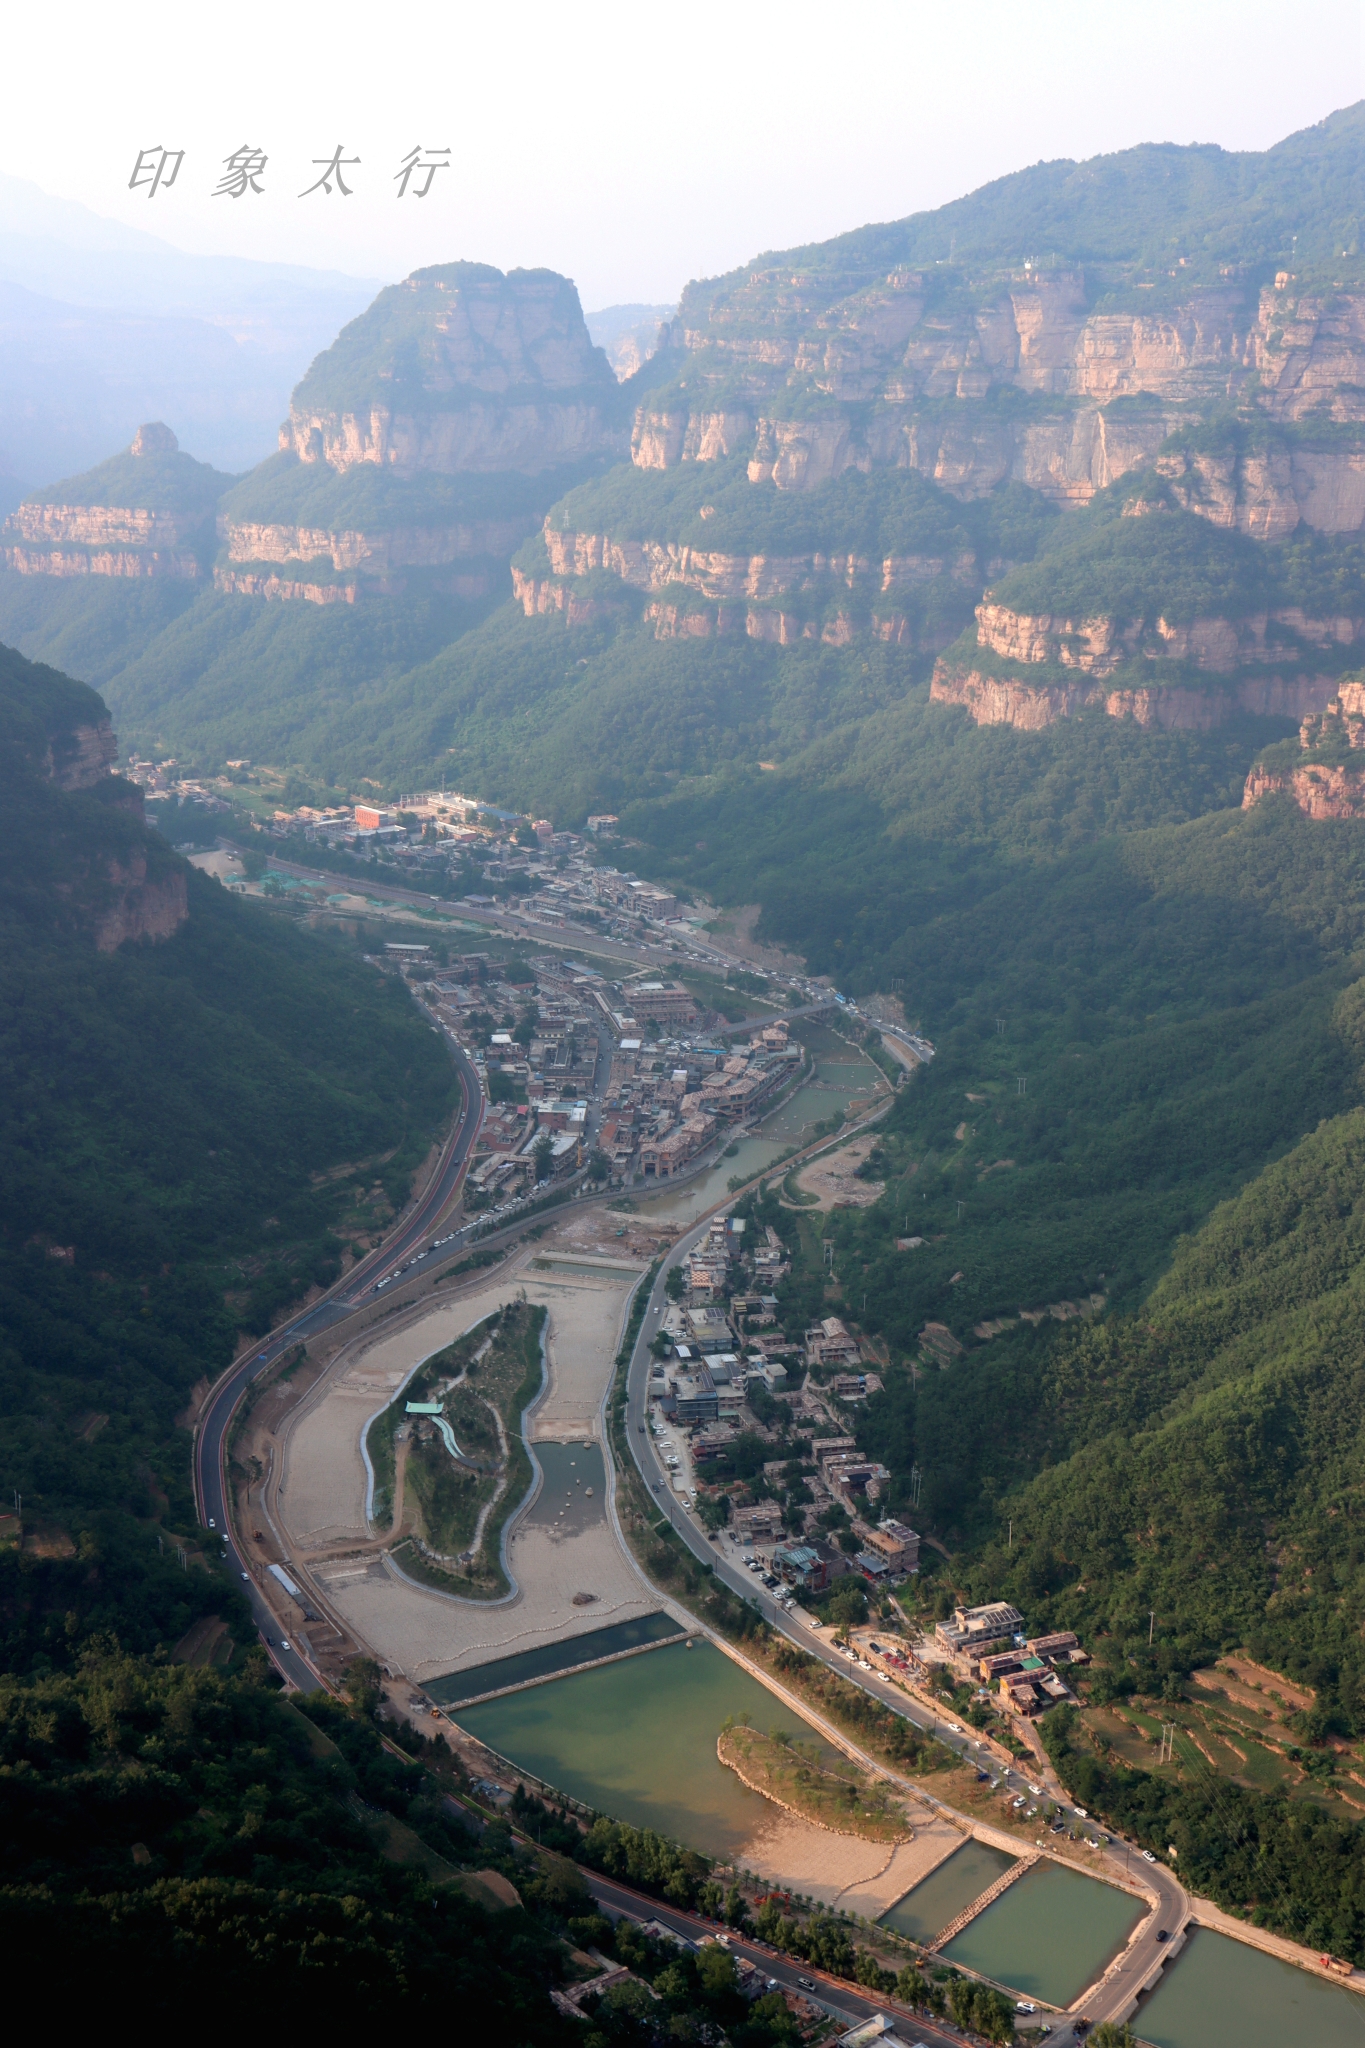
629,1044,885,1227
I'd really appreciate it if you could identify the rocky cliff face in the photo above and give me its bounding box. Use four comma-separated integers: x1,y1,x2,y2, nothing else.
5,544,202,580
90,849,189,952
973,598,1363,676
282,264,625,478
517,521,976,647
210,264,627,605
44,716,119,789
221,515,529,574
1,425,225,583
634,264,1365,532
1242,758,1365,818
933,665,1338,732
1243,678,1365,817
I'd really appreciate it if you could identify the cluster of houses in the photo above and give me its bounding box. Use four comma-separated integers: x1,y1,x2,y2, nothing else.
649,1215,921,1602
933,1601,1088,1718
600,1017,799,1184
420,952,602,1198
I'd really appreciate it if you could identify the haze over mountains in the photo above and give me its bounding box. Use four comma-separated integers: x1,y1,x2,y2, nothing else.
0,175,384,490
12,94,1365,2004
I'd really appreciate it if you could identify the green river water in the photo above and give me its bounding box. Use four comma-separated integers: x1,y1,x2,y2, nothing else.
879,1841,1016,1944
1136,1927,1365,2048
457,1638,834,1856
942,1859,1141,2008
458,1646,1364,2047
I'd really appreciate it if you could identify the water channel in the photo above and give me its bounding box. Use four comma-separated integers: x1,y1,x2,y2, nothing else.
1136,1927,1365,2048
629,1041,885,1227
940,1858,1141,2007
878,1840,1016,1944
456,1638,836,1857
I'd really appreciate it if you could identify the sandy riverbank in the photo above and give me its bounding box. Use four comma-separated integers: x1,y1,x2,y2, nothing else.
737,1804,967,1913
276,1242,671,1684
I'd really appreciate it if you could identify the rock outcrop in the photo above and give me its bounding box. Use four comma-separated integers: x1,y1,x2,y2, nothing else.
281,264,625,478
92,852,189,952
1243,680,1365,818
1,425,229,583
973,599,1363,677
633,258,1365,530
44,716,119,790
1242,760,1365,819
933,666,1338,732
219,516,528,575
210,263,626,604
5,544,202,580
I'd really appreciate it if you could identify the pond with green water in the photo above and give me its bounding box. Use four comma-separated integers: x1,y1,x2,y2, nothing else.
942,1859,1142,2008
1137,1927,1365,2048
456,1638,834,1856
879,1840,1016,1945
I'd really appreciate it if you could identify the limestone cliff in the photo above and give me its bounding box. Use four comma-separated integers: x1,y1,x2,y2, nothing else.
972,598,1363,676
636,277,1365,530
517,521,974,648
90,847,189,952
622,108,1365,533
44,715,119,790
1,425,232,582
281,263,625,478
219,514,527,575
1243,678,1365,817
932,666,1337,732
206,264,626,605
0,641,190,951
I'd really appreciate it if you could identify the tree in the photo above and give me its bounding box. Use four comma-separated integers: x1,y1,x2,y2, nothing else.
534,1133,555,1180
665,1266,686,1301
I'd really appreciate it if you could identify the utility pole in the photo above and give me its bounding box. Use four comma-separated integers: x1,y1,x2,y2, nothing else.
1008,1520,1013,1549
1149,1610,1155,1646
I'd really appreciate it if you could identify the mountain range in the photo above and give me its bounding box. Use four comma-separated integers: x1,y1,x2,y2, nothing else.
9,97,1365,1986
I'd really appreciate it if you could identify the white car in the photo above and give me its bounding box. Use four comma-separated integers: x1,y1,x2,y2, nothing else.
1142,1850,1157,1863
280,1639,292,1653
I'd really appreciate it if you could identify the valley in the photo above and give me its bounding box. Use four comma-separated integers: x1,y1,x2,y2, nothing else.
5,88,1365,2048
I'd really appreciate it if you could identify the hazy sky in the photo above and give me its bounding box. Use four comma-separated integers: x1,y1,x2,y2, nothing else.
9,0,1363,307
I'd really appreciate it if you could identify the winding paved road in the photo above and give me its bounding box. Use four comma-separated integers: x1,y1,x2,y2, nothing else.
582,1870,970,2047
619,1224,1188,2038
193,1031,485,1690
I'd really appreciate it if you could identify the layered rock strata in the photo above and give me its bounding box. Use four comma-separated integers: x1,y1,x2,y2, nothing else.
92,849,189,952
219,516,529,574
933,667,1338,732
635,264,1365,530
973,599,1363,676
1243,680,1365,818
281,263,625,478
1,424,222,582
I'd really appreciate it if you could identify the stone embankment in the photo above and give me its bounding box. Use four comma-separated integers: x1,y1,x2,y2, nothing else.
927,1852,1039,1951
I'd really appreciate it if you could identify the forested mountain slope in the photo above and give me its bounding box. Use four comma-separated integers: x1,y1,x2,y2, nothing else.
0,640,454,1663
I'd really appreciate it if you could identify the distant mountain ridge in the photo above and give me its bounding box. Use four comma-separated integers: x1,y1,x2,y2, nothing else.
0,103,1360,789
